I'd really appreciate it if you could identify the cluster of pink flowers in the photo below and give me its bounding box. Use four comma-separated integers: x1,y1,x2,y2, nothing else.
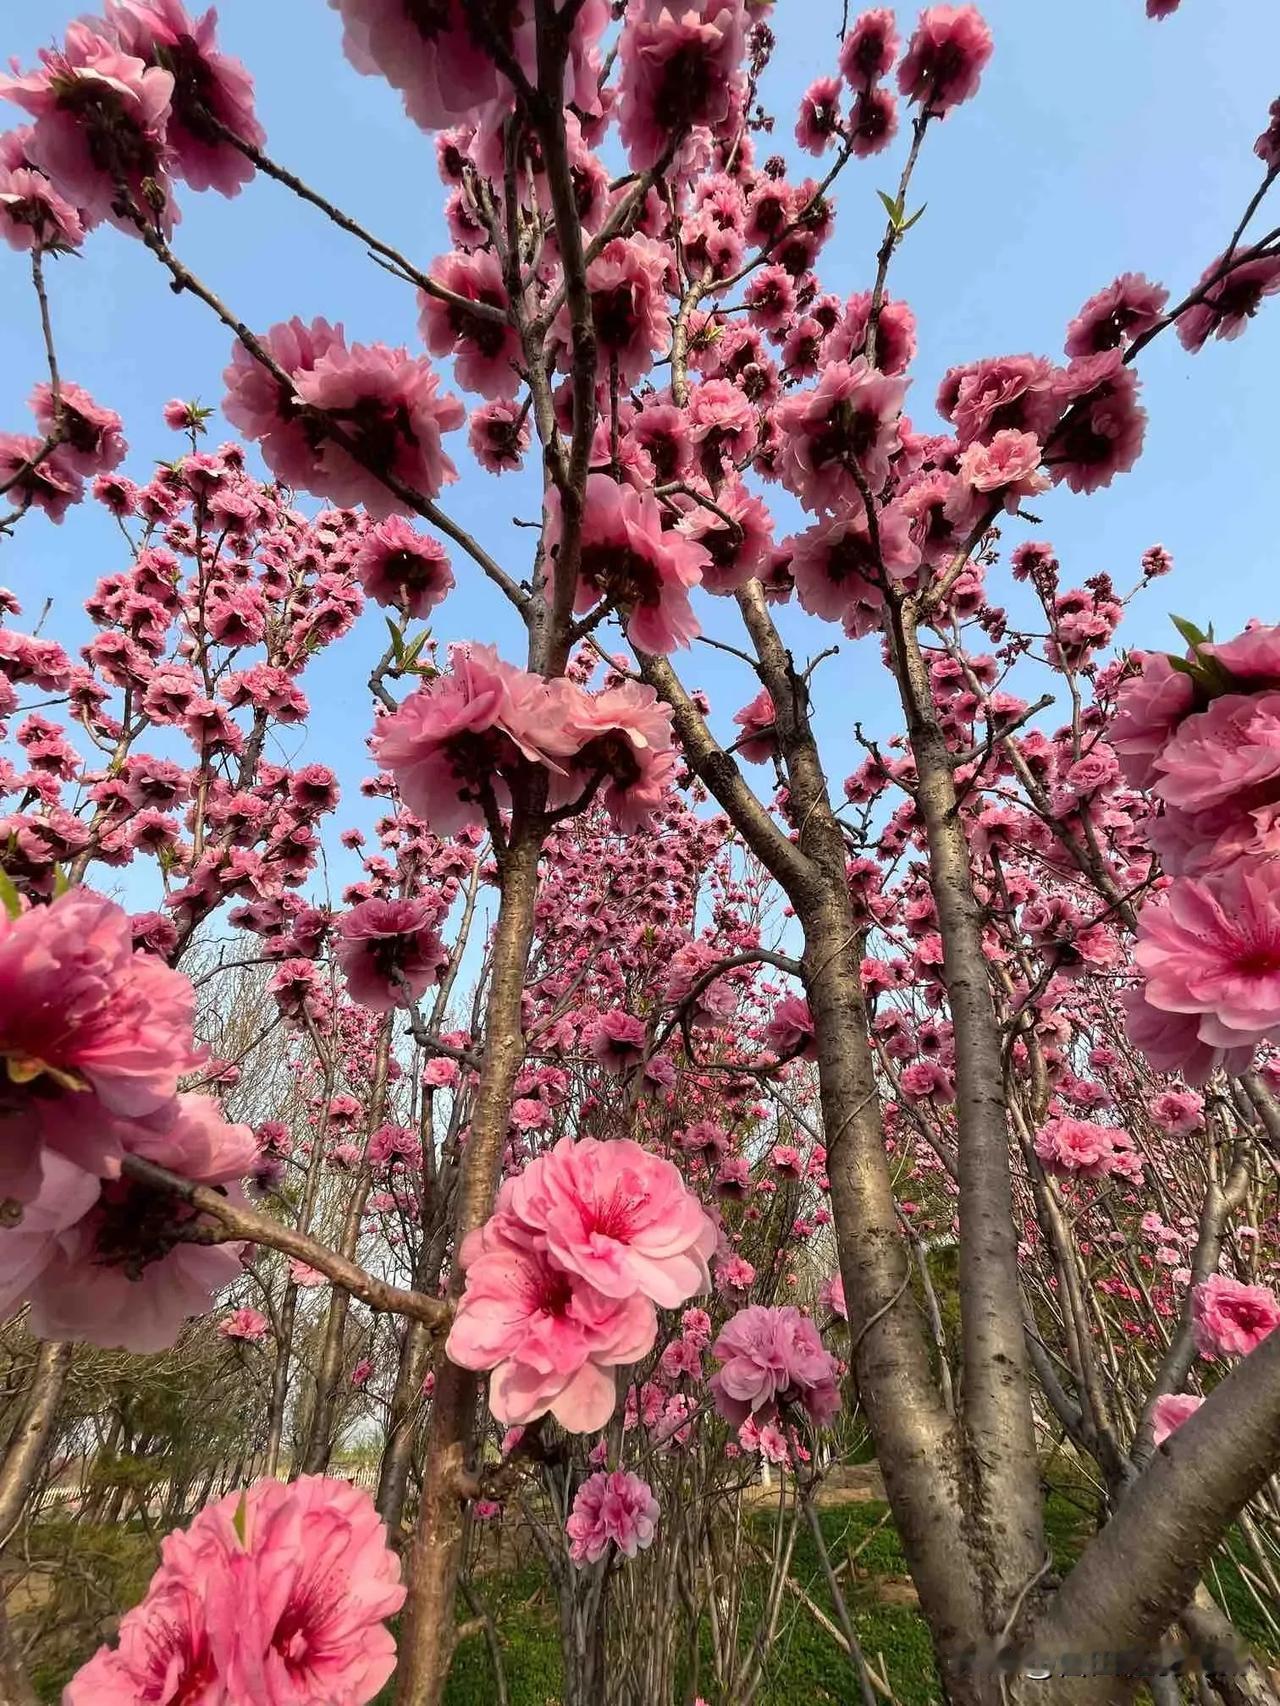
709,1304,842,1427
565,1468,660,1567
446,1136,716,1432
374,643,678,836
1115,624,1280,1081
1033,1115,1144,1185
67,1475,404,1704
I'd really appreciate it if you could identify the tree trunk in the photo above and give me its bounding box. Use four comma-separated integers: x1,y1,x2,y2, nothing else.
394,830,543,1706
0,1341,70,1542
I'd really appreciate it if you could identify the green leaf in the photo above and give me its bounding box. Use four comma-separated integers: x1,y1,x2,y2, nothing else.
877,188,904,225
233,1492,248,1547
52,865,71,897
1170,614,1210,652
384,615,405,666
0,867,21,921
901,202,928,233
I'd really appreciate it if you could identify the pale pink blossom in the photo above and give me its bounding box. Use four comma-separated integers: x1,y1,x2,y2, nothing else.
446,1211,656,1433
555,681,679,830
30,382,125,477
1191,1275,1280,1360
566,1468,659,1565
508,1135,716,1308
0,164,84,251
1150,1392,1203,1446
219,1306,270,1342
0,1095,255,1352
1152,693,1280,816
1134,864,1280,1069
0,888,199,1206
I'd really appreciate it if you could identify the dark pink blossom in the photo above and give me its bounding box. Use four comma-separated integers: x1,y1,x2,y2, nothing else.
335,896,448,1011
566,1469,659,1565
897,6,993,117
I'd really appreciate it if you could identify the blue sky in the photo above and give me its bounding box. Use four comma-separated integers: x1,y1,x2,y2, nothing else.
2,0,1278,901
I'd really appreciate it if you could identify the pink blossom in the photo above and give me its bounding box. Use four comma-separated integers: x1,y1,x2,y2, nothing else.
765,995,817,1059
510,1135,715,1308
292,338,464,517
0,24,178,235
330,0,501,132
219,1307,270,1342
419,250,520,398
1049,350,1147,493
710,1304,842,1426
1150,1392,1203,1446
0,888,199,1206
617,1,746,172
0,434,82,523
351,1356,374,1387
288,1259,327,1288
789,505,919,632
1152,693,1280,816
1134,863,1280,1067
733,689,777,764
566,1469,659,1565
0,165,84,251
848,84,900,155
940,354,1060,447
840,10,900,85
336,896,448,1011
30,381,126,477
1110,651,1196,789
222,316,347,489
546,475,707,654
1191,1275,1280,1359
104,0,266,196
1065,273,1169,356
374,644,577,836
446,1212,656,1433
775,359,906,514
65,1564,227,1704
897,6,993,117
796,77,843,155
587,1011,649,1073
819,1271,848,1320
953,429,1049,511
568,235,671,388
355,516,453,617
1150,1090,1205,1136
1033,1116,1143,1183
1202,623,1280,687
555,681,678,831
1176,250,1280,352
0,1095,255,1352
469,399,530,473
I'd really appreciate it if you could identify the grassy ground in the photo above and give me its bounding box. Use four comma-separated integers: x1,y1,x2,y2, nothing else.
24,1479,1279,1704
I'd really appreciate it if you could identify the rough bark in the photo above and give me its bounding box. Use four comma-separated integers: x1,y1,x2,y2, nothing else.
394,830,543,1706
0,1341,70,1542
886,600,1046,1616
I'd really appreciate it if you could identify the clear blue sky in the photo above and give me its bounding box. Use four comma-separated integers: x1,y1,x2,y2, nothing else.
2,0,1278,891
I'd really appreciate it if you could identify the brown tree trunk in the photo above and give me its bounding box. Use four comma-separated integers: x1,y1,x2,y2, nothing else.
0,1341,70,1542
394,829,543,1706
